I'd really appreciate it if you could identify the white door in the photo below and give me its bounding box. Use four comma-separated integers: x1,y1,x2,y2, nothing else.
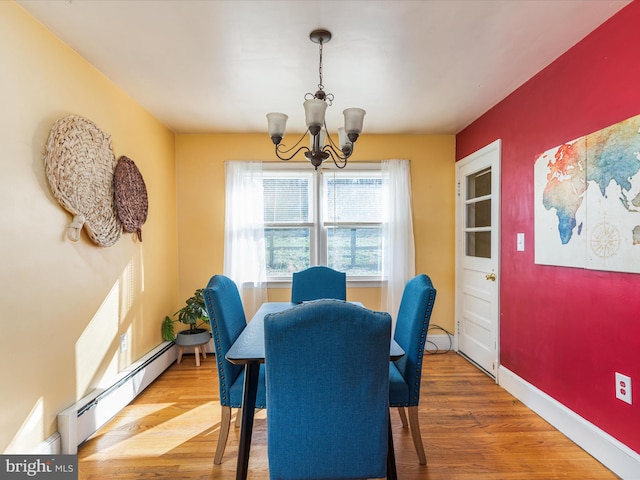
455,140,501,379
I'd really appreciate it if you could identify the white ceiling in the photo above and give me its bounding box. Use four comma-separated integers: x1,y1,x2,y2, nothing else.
17,0,630,135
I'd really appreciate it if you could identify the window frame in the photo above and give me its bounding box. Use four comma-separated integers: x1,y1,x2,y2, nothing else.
262,166,317,282
262,162,384,288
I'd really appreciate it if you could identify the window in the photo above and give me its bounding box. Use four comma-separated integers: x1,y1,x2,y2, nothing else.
324,171,383,277
263,164,383,281
225,159,413,316
263,170,314,277
465,166,492,258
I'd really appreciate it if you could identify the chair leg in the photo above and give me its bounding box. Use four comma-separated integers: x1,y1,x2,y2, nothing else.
234,407,242,428
397,406,408,428
408,405,427,465
214,406,232,465
387,416,397,480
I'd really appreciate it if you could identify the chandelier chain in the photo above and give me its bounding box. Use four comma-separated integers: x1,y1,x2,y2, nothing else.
318,39,324,92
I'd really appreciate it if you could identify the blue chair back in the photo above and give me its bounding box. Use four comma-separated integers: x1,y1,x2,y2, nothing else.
264,300,391,479
202,275,247,407
291,266,346,303
393,274,437,405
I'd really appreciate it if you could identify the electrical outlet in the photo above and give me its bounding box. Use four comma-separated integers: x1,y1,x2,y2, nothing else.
615,372,632,405
120,333,128,353
517,233,525,251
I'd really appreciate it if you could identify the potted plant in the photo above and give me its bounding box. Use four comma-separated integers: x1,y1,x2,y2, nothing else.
161,288,211,347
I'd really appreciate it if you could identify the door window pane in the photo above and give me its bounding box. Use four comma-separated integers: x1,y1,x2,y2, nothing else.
466,231,491,258
466,199,491,228
465,166,492,258
467,167,491,200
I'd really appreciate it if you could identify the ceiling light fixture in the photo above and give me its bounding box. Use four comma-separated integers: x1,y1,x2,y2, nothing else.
266,29,366,170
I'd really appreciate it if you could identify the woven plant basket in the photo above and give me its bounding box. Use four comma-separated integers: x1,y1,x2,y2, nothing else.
114,156,148,241
43,115,122,246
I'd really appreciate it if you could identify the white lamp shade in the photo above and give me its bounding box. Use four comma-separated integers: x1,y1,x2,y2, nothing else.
343,108,366,134
267,112,288,137
304,99,328,128
337,127,351,150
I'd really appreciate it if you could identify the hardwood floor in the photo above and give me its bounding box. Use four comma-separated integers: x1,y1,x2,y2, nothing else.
77,352,616,479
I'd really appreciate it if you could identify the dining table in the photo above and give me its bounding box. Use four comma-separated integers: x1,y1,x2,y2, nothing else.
226,301,404,480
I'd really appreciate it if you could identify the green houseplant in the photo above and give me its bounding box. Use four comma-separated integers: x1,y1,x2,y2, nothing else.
161,288,210,345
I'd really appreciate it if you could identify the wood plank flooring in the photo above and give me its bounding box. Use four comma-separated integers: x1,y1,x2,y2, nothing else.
77,352,617,479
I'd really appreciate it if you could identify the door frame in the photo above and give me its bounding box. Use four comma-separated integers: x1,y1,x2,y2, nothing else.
455,139,501,381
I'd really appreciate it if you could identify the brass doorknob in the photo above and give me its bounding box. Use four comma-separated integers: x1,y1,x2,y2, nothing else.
485,273,496,281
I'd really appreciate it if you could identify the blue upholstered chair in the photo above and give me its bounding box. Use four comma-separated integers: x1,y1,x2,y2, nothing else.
290,265,346,303
264,299,396,480
389,274,437,465
202,275,267,465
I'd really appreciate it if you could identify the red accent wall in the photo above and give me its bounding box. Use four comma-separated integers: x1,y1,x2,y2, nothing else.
456,2,640,453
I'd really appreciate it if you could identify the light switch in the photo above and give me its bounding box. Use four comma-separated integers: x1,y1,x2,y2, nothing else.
517,233,525,251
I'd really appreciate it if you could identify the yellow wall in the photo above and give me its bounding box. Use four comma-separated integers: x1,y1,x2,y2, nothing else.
3,0,456,454
1,3,178,453
175,133,455,330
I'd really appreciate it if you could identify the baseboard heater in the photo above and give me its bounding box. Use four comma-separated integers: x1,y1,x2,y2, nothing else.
57,341,177,454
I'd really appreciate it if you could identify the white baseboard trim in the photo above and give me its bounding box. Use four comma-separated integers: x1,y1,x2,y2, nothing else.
31,432,61,455
57,341,176,454
499,365,640,479
424,333,454,352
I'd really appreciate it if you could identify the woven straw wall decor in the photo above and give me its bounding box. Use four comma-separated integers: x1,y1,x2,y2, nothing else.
43,115,122,247
114,156,148,241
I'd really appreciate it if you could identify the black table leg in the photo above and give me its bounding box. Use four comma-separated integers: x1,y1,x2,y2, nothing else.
387,416,397,480
235,362,259,480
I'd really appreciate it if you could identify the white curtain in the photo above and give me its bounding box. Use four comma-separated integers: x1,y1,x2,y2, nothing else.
381,159,415,324
223,161,267,318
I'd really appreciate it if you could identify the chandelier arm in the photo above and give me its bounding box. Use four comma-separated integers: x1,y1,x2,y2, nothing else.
324,146,349,169
273,129,312,161
275,144,312,162
323,125,343,151
323,123,353,162
322,144,348,162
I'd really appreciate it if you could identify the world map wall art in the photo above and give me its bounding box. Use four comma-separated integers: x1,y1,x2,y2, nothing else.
534,113,640,273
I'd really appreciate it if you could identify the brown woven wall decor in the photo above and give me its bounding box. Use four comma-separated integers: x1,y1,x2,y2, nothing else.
114,156,148,241
43,115,122,246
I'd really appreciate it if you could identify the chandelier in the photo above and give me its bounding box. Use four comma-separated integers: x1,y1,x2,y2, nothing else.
266,29,366,170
